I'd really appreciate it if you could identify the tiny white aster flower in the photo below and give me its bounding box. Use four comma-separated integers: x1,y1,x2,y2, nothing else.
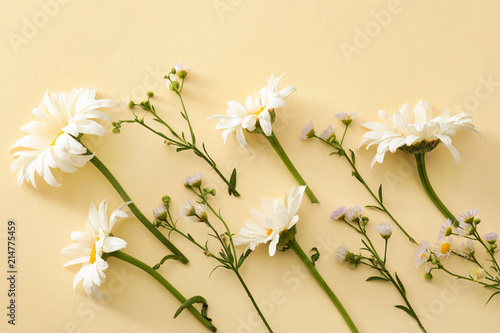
335,112,356,125
234,185,306,256
180,200,195,218
10,88,116,187
62,199,129,299
183,172,203,188
330,206,346,220
319,125,336,142
414,241,432,272
457,239,475,257
438,219,453,239
195,204,208,222
359,100,479,168
153,205,168,221
376,222,393,240
345,206,363,223
300,122,315,139
457,221,474,236
335,244,350,263
456,208,478,225
209,74,296,152
470,267,486,282
484,232,498,244
434,237,453,258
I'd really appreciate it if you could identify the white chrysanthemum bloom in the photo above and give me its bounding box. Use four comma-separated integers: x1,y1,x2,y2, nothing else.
335,244,350,263
62,199,129,299
180,200,195,219
359,100,479,168
457,239,475,257
345,206,363,223
438,219,453,239
209,74,296,152
330,206,346,220
434,237,453,258
319,125,336,142
183,172,203,188
484,232,498,244
335,112,356,125
414,241,432,272
470,267,486,282
376,222,393,240
300,122,315,139
10,88,116,187
456,208,479,225
234,185,306,256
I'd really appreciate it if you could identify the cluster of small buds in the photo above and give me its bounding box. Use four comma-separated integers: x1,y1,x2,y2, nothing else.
112,121,121,134
166,63,189,91
335,112,356,126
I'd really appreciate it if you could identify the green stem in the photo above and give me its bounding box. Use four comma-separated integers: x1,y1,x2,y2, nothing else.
109,251,216,331
233,269,274,333
88,153,189,264
265,132,319,203
414,153,456,223
288,238,358,332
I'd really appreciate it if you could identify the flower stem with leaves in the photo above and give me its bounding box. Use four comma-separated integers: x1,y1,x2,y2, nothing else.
152,180,274,332
308,120,416,244
113,69,240,197
108,250,216,331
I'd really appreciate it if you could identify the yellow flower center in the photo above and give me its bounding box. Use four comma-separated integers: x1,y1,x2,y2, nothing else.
89,237,100,264
440,243,450,254
266,228,273,236
420,253,428,260
254,105,267,116
50,128,67,146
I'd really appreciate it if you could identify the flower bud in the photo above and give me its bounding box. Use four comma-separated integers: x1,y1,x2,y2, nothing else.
162,195,171,207
169,81,180,91
177,70,187,79
152,219,162,228
147,91,154,98
112,127,121,134
127,100,135,109
424,272,433,280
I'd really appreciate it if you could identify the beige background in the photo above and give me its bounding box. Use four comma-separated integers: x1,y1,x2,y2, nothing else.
1,1,500,332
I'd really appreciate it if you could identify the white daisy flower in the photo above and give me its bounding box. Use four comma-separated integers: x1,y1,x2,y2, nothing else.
438,219,453,239
434,237,453,258
484,232,498,244
470,267,485,282
359,100,479,168
300,122,315,139
345,206,363,223
209,74,296,152
183,172,203,188
234,185,306,256
414,241,432,272
335,112,356,125
153,205,168,221
319,125,336,142
376,222,393,240
61,199,129,299
10,88,116,187
457,221,473,236
456,208,479,225
330,206,346,220
195,204,208,222
335,244,350,263
457,239,475,257
180,200,196,220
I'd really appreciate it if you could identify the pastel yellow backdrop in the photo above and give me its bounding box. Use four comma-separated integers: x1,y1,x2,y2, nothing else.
1,1,499,332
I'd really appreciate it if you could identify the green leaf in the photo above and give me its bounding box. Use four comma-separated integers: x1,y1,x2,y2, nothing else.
228,168,237,196
378,184,383,203
394,305,415,318
174,296,212,321
310,247,320,266
349,149,356,165
176,146,191,152
395,273,406,295
486,291,500,305
152,255,180,270
351,171,362,182
365,205,384,212
366,276,389,282
237,249,252,268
